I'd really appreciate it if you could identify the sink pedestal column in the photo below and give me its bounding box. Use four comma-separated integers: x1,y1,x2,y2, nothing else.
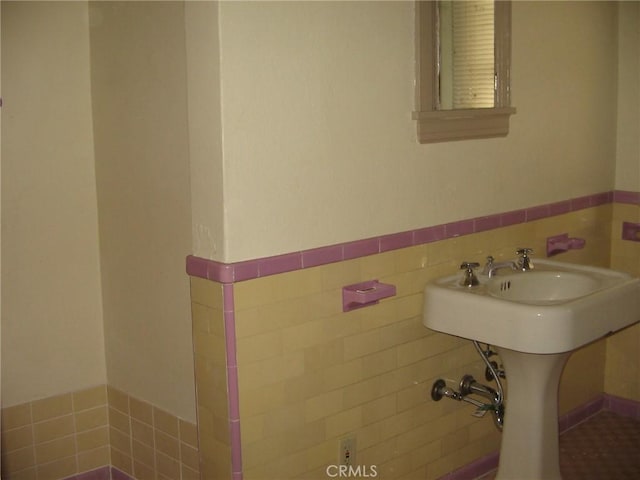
495,348,571,480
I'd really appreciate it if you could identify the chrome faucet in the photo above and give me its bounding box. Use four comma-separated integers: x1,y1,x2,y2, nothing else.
459,262,480,287
482,256,517,278
516,247,534,271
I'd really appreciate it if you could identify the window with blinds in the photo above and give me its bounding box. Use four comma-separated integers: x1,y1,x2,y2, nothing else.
439,0,495,109
413,0,515,143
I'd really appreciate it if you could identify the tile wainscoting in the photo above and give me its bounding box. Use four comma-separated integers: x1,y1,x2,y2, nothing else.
187,190,640,479
0,386,199,480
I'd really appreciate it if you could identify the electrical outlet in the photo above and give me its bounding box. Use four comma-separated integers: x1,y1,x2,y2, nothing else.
339,436,357,466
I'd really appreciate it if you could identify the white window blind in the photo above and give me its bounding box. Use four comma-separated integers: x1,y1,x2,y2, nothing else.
452,0,495,109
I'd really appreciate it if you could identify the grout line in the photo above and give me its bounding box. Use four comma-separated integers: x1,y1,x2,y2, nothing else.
71,391,80,478
28,401,39,480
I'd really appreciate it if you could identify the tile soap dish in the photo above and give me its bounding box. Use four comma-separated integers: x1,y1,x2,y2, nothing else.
546,233,586,257
622,222,640,242
342,280,396,312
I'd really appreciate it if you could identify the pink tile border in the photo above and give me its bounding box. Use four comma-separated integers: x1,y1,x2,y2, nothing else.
222,284,243,478
613,190,640,205
109,468,134,480
186,190,625,284
557,395,605,433
437,451,500,480
603,392,640,419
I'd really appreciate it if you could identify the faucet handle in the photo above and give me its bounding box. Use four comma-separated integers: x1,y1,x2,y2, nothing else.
515,248,534,270
460,261,480,270
459,262,480,287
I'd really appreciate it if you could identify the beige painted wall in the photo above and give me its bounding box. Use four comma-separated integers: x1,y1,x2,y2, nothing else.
185,1,225,261
198,1,618,263
1,1,106,406
89,1,195,421
2,0,196,421
615,0,640,192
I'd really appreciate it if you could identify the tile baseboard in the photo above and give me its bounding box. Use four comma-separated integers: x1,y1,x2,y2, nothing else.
440,393,640,480
63,466,132,480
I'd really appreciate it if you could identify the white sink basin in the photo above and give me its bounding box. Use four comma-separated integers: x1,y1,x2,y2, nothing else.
487,270,603,304
424,257,640,479
423,259,640,354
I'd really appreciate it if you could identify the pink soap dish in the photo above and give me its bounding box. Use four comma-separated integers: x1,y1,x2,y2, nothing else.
622,222,640,242
546,233,586,257
342,280,396,312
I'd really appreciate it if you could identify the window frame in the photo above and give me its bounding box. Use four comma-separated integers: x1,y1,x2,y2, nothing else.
413,0,516,143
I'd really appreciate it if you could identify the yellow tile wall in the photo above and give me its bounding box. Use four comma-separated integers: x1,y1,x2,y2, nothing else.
606,203,640,401
0,385,199,480
192,207,611,480
190,277,232,480
1,386,110,480
107,386,200,480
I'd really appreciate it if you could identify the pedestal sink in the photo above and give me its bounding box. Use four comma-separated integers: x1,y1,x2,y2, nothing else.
423,259,640,479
